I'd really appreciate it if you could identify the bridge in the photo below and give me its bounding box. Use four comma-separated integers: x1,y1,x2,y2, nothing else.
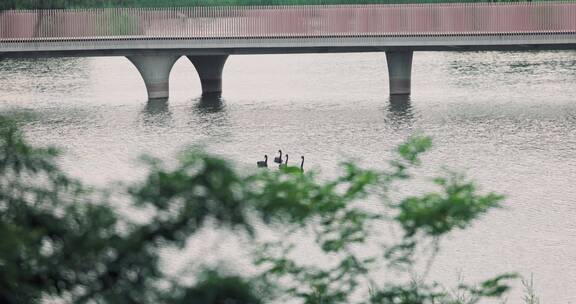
1,2,575,100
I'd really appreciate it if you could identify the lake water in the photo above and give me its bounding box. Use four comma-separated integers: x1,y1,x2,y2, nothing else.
1,51,575,303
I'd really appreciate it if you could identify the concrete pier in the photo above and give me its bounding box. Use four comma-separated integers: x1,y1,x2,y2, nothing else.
386,51,413,95
127,55,180,100
188,55,228,96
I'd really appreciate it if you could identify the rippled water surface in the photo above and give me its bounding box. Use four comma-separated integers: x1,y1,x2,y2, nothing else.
1,51,576,302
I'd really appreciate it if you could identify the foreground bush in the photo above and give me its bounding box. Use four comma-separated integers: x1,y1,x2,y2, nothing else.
0,118,515,303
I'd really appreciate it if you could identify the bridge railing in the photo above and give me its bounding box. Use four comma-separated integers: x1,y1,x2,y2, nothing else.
1,2,575,43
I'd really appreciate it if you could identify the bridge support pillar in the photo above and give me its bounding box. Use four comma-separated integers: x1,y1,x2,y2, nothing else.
127,55,180,100
188,55,228,96
386,51,413,95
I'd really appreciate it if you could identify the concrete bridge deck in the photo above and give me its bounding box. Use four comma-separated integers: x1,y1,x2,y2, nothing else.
1,3,575,99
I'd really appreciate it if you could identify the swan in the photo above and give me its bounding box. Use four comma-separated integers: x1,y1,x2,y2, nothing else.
257,155,268,168
279,154,288,169
274,150,283,164
281,155,305,173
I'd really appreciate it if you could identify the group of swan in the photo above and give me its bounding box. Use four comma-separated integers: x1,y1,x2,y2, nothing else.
257,150,305,172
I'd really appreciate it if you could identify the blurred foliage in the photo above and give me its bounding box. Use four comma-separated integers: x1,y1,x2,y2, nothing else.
0,116,516,303
168,269,263,304
0,0,542,10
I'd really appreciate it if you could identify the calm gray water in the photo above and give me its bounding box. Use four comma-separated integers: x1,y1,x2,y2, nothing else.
1,51,575,302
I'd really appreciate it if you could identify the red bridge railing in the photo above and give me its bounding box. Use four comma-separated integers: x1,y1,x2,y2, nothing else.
1,2,576,41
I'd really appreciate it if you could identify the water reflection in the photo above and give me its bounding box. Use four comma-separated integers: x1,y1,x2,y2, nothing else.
0,58,80,75
386,95,413,127
190,94,231,140
140,99,173,127
0,58,90,94
145,99,170,115
194,93,226,114
446,51,576,87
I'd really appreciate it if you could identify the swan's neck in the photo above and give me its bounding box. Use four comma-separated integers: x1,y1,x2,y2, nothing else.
300,158,304,169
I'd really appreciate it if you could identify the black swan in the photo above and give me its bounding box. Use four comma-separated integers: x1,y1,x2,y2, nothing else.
279,154,288,169
257,155,268,168
281,155,305,173
274,150,283,164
